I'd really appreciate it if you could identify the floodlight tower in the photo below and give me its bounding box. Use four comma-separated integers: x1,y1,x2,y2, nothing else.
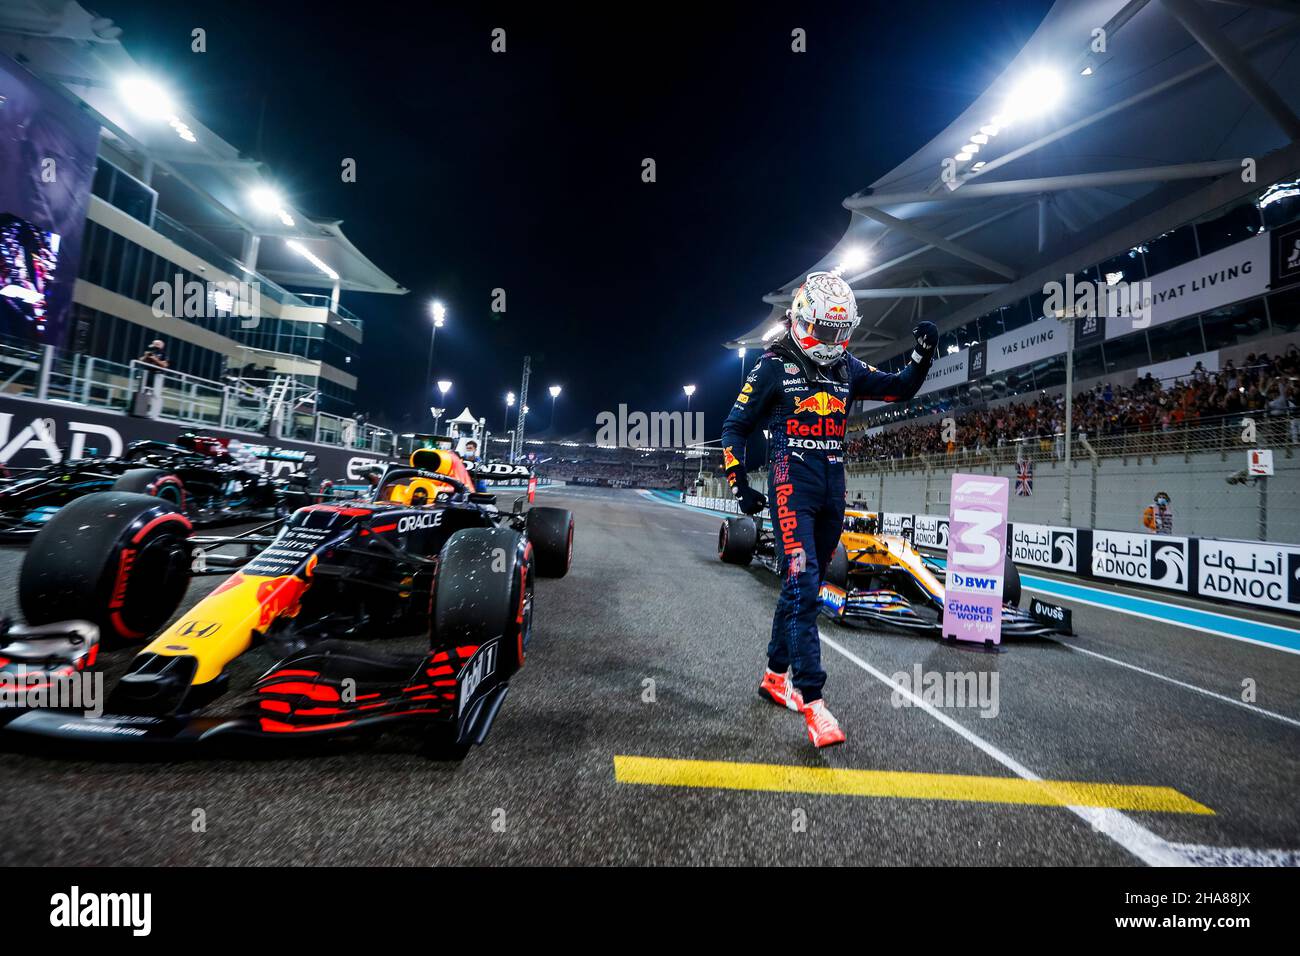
511,355,531,464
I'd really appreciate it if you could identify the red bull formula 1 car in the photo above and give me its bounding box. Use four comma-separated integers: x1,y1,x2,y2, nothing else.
0,446,574,757
718,508,1070,639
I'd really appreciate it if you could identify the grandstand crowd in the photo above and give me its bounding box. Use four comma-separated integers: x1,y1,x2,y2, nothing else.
845,346,1300,462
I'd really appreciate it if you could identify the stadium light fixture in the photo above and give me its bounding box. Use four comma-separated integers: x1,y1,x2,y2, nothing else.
430,301,446,327
117,75,198,144
837,246,867,274
251,186,295,227
116,74,177,120
549,385,562,399
437,380,452,397
683,384,696,398
285,239,338,280
506,391,516,407
999,68,1064,123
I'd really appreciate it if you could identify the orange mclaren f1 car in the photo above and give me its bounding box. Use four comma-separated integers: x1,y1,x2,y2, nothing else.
718,508,1070,638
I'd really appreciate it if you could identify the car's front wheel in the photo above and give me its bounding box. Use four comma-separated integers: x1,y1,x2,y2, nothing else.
20,492,193,645
719,516,757,565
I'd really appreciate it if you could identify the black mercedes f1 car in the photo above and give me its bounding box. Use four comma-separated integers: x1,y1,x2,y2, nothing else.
0,446,574,758
0,433,313,540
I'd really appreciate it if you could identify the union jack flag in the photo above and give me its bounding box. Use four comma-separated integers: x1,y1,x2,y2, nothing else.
1016,460,1034,496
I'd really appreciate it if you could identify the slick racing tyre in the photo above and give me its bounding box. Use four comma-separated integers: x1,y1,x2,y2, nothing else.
718,515,757,565
524,506,574,578
434,527,532,680
1003,560,1022,608
113,467,186,510
825,542,849,589
20,492,193,645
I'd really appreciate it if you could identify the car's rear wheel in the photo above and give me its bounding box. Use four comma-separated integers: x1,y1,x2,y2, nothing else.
1003,561,1022,608
718,516,757,565
825,542,849,589
112,467,187,510
524,506,573,578
20,492,193,646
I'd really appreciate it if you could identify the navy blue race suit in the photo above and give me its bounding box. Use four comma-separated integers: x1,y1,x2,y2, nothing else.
720,333,933,702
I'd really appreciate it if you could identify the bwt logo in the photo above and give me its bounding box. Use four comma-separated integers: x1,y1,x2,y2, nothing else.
949,571,1000,594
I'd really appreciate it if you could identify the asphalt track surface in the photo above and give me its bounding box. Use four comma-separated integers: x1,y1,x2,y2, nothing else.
1,485,1297,866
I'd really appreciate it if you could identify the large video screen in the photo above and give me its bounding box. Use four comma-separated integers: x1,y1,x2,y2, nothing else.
0,53,100,347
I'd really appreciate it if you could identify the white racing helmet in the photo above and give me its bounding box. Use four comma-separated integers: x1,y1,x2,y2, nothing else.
788,271,859,365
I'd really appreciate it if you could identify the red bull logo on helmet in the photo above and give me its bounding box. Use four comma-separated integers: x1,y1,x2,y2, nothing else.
791,392,848,416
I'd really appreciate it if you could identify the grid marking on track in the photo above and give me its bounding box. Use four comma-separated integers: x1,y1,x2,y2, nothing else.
613,755,1213,813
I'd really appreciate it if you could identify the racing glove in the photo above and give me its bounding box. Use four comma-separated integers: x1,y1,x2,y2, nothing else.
723,445,767,515
911,320,938,363
732,481,767,516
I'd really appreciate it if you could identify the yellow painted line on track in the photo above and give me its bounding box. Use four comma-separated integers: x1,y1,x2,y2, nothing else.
613,755,1213,815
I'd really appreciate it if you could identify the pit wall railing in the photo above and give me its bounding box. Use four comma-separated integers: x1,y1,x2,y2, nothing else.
681,493,1300,617
0,340,397,456
839,414,1298,543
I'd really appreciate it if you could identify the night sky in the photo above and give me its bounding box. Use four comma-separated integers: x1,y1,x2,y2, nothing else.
99,0,1053,440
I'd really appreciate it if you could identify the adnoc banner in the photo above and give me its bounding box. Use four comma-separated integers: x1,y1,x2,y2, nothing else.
1197,538,1300,611
1009,522,1078,572
912,514,949,549
0,393,395,482
1091,529,1190,593
0,53,101,349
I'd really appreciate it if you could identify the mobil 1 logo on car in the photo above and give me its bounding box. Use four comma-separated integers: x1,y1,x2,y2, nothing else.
1198,540,1300,611
1091,530,1189,592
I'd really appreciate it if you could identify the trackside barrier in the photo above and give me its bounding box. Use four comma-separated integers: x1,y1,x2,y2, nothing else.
683,496,1298,616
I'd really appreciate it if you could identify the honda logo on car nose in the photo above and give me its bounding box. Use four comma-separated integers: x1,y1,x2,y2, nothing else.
177,620,220,638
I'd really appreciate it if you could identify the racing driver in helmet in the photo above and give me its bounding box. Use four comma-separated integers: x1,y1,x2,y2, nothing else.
721,271,936,747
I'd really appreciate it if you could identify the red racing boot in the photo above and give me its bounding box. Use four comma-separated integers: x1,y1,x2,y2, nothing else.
758,668,804,712
803,699,846,748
